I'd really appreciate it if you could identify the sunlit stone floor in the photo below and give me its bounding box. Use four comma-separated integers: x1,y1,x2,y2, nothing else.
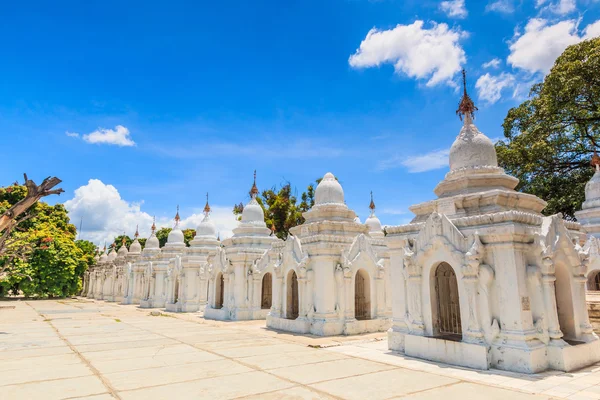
2,299,600,399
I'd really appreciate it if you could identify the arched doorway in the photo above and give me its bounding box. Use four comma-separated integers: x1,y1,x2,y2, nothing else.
215,273,224,309
433,263,462,340
261,273,272,309
555,261,576,340
355,269,371,320
588,270,600,291
286,270,299,319
173,278,179,304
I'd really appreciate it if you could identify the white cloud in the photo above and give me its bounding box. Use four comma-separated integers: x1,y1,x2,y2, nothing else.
584,20,600,39
65,131,79,138
64,179,237,246
348,21,467,87
81,125,136,147
476,72,516,104
537,0,577,15
378,149,450,173
486,0,515,13
508,18,591,74
440,0,468,18
482,58,501,69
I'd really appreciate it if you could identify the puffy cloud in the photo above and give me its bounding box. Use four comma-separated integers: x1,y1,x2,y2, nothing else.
440,0,468,19
65,131,79,138
64,179,237,246
482,58,501,69
536,0,577,15
507,18,595,74
80,125,135,146
486,0,515,13
348,21,467,87
377,149,450,173
476,72,516,104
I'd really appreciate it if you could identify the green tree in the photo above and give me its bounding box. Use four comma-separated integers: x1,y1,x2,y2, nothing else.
497,38,600,219
0,184,87,297
233,180,317,239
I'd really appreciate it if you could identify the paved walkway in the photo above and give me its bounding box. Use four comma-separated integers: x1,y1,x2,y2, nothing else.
2,299,600,399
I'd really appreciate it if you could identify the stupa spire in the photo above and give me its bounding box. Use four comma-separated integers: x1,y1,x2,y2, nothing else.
151,216,156,234
456,69,478,123
369,191,376,216
249,170,259,199
134,225,139,238
592,149,600,172
203,192,211,215
174,205,180,227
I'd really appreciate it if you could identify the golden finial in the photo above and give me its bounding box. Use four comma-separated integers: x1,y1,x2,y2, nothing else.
121,234,127,246
270,223,276,234
456,69,478,122
592,149,600,171
134,225,139,238
217,232,221,241
369,191,375,211
151,216,156,234
249,170,259,198
175,205,180,223
203,192,211,214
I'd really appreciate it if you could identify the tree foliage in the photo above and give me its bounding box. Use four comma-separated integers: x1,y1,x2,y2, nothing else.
0,183,92,297
497,38,600,219
233,180,317,239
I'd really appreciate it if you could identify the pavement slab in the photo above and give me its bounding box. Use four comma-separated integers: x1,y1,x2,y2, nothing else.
2,298,600,399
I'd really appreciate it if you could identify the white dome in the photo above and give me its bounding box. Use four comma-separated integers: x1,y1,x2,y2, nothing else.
365,215,383,233
586,168,600,201
241,198,265,225
146,234,160,249
315,172,344,205
129,239,142,253
107,249,117,261
99,253,108,262
449,117,498,171
196,215,217,237
168,228,185,244
117,244,129,257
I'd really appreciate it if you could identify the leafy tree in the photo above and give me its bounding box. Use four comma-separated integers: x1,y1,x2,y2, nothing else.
155,227,195,247
112,235,132,250
497,38,600,219
233,180,317,239
0,185,87,297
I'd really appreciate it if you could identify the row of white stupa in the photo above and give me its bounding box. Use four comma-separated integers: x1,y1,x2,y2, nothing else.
82,79,600,374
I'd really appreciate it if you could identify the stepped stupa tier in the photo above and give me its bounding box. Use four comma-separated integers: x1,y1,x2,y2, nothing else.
410,75,546,222
576,156,600,238
386,70,599,374
140,209,186,309
166,194,220,312
205,172,280,321
265,172,391,336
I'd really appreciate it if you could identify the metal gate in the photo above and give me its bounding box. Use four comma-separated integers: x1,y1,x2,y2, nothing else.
434,263,462,338
216,274,224,309
261,273,272,309
287,271,299,319
593,272,600,291
355,271,369,320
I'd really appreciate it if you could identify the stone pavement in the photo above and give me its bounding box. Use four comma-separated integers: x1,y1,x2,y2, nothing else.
2,300,600,399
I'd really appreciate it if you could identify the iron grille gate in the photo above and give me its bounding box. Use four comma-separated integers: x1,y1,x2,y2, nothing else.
217,275,224,309
261,273,272,309
434,263,462,337
355,272,368,320
287,271,299,320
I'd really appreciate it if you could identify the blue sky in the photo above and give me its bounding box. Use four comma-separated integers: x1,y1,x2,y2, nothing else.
1,0,599,244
